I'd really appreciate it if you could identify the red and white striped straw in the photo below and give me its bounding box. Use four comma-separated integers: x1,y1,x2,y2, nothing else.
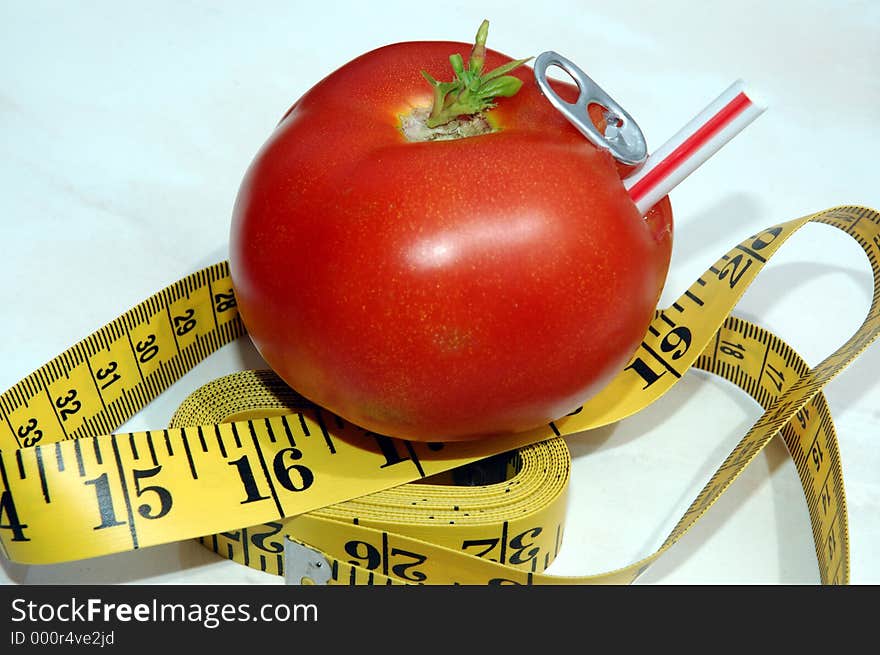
623,80,766,215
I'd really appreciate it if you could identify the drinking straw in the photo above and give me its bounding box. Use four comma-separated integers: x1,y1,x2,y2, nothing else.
623,80,766,215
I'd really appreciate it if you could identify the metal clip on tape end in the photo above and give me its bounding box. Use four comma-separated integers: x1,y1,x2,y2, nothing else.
284,538,332,585
533,51,647,167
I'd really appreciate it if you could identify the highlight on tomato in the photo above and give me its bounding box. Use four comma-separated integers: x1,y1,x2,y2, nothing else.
229,21,673,441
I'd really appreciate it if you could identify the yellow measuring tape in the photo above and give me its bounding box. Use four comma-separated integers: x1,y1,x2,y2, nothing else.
1,205,878,584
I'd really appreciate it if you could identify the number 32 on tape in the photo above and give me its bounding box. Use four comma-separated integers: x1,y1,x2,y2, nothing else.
0,206,878,585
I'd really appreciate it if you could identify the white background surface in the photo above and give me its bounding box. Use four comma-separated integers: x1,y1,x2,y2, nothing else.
1,0,878,585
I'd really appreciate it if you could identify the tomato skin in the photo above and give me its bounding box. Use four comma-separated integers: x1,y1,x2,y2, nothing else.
230,40,673,441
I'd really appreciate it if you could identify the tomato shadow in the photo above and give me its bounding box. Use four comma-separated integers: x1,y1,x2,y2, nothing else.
668,192,767,265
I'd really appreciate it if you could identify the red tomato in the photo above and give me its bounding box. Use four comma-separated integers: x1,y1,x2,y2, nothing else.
229,34,673,441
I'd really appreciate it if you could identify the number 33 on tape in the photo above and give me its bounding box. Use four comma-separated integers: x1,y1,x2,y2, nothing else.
0,206,878,585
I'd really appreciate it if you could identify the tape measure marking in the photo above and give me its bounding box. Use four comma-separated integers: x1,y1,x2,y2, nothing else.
1,206,878,584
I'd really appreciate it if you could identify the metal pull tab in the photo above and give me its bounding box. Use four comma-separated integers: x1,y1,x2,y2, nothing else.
533,51,647,166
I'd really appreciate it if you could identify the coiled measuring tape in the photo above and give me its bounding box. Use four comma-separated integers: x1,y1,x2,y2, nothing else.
1,205,878,584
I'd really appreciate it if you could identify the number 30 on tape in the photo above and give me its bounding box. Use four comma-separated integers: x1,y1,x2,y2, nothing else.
1,206,878,585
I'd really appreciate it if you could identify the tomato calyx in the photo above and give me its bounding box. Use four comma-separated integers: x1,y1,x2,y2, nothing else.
419,19,531,129
399,107,493,142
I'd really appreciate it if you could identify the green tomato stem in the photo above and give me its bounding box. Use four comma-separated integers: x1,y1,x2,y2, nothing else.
421,19,531,128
